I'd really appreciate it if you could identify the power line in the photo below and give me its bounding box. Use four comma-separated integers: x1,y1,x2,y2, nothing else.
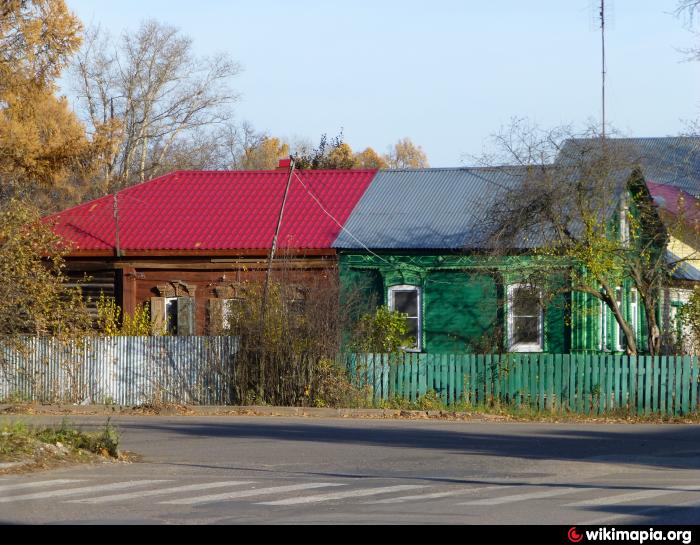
291,171,396,268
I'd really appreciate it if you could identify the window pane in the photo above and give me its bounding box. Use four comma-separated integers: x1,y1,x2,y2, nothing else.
165,299,178,335
513,316,539,345
393,290,418,317
512,288,539,316
405,317,419,343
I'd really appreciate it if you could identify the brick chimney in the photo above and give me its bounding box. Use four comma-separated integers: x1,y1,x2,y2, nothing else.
277,158,292,171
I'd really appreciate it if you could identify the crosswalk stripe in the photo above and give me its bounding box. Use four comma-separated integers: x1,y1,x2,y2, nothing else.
67,481,256,504
259,485,426,506
0,480,169,503
566,485,700,508
162,483,344,505
0,480,83,494
459,487,580,506
367,485,515,504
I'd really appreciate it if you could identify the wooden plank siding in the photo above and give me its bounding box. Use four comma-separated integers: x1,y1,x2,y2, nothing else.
65,255,337,336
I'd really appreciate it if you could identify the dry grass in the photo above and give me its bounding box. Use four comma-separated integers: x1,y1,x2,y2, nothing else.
0,418,133,475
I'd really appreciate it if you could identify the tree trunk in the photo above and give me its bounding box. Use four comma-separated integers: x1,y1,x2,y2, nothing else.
602,284,638,355
642,294,661,356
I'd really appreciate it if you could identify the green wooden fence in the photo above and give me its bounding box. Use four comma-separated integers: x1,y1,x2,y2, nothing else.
342,353,700,416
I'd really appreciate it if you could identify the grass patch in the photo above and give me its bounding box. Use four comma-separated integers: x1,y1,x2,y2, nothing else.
0,418,124,472
366,390,700,423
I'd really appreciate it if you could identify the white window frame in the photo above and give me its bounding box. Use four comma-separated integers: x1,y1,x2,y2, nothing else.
630,287,638,344
221,298,234,330
600,299,609,352
388,285,422,352
507,284,544,353
620,197,631,247
615,287,624,352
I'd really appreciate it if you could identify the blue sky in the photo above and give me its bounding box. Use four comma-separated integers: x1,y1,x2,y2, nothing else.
64,0,699,167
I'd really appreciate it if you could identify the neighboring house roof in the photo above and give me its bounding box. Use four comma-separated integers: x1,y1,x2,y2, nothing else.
559,137,700,197
647,181,700,226
333,165,634,251
333,167,533,250
46,169,376,253
667,251,700,282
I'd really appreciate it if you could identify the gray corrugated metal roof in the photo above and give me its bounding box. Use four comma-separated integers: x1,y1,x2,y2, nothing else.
559,137,700,197
333,166,630,250
334,167,529,250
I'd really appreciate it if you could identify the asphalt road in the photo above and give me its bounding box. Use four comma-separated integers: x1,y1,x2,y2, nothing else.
1,416,700,525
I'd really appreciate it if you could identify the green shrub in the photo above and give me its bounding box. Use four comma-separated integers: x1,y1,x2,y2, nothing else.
350,306,414,353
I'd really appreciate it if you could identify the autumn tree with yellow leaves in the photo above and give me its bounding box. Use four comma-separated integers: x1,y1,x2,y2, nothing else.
0,0,113,211
0,1,97,339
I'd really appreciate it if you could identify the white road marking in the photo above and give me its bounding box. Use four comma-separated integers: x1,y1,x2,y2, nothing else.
162,483,344,505
0,480,83,494
0,480,169,503
259,485,426,506
68,481,256,504
460,487,581,506
367,485,515,504
581,497,700,526
566,485,700,508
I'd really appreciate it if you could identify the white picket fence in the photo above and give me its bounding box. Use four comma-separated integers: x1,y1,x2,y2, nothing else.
0,336,238,405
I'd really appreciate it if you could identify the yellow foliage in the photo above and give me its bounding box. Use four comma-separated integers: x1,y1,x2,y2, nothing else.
0,1,114,201
241,137,290,170
0,199,92,338
354,147,388,169
386,138,429,169
96,294,152,337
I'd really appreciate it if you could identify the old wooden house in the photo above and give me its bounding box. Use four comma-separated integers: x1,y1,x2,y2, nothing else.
46,165,376,335
334,166,662,355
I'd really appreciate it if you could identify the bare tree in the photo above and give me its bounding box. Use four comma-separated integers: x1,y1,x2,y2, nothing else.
675,0,700,60
480,121,699,356
72,21,240,189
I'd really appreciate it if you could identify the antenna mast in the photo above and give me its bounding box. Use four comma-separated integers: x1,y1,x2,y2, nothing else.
600,0,607,139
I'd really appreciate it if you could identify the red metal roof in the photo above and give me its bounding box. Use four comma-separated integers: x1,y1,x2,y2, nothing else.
45,169,377,253
647,180,700,225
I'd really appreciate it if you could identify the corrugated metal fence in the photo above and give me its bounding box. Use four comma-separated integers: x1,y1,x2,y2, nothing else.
345,353,700,416
4,340,699,415
0,337,237,405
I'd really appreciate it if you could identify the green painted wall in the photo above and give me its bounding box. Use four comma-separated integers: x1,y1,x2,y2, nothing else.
424,271,500,353
339,252,645,355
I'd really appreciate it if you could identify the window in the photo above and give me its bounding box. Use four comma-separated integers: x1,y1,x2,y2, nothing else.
164,297,178,335
600,299,609,351
620,199,630,246
388,285,421,352
630,287,638,344
152,296,195,336
287,287,308,316
508,284,543,352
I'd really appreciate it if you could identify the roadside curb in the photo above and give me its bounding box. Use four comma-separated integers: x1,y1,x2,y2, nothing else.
3,404,696,423
0,404,504,421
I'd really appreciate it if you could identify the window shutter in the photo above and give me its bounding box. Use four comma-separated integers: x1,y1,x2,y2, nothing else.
208,298,224,335
150,297,166,335
177,297,195,336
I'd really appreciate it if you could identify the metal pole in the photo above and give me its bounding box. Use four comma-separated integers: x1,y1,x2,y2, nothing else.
262,156,296,317
258,157,295,399
601,0,606,140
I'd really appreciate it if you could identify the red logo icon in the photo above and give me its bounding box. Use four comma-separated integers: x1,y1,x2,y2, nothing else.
568,527,584,543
